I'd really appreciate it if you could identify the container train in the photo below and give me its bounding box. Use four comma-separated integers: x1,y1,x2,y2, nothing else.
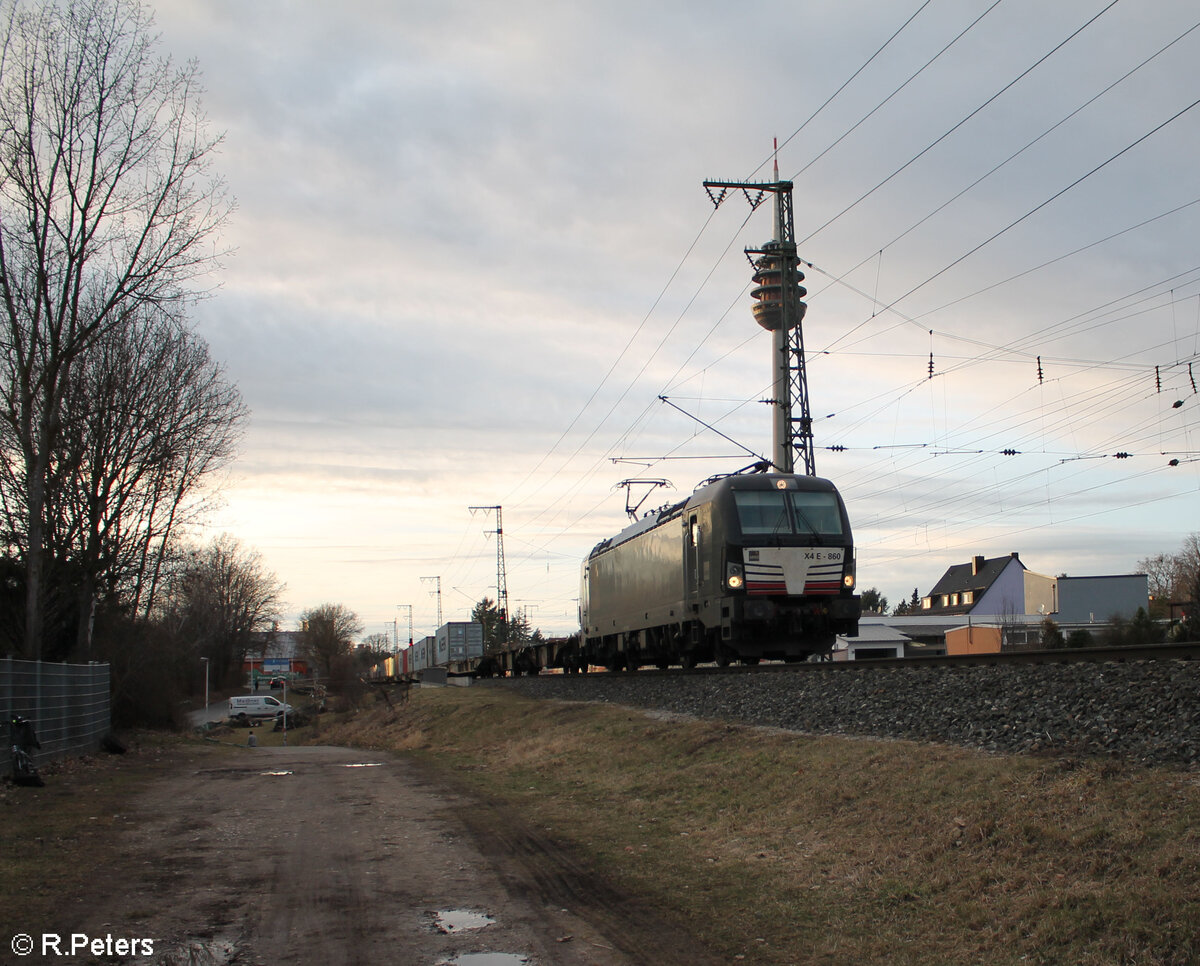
579,470,861,669
372,622,483,678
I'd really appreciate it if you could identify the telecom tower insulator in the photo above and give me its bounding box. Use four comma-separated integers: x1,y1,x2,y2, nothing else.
750,240,807,332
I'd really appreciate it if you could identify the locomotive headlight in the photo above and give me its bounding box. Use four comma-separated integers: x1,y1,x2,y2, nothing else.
726,563,745,590
843,572,856,590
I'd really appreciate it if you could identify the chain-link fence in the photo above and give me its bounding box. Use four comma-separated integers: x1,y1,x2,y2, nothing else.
2,658,111,774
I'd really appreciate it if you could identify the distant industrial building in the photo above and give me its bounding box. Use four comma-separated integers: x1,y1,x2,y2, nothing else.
1056,574,1151,624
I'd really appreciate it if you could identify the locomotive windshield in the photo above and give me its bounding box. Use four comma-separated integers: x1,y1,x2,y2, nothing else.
734,489,844,538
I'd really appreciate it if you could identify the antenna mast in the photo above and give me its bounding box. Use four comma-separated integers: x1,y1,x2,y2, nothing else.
703,142,815,475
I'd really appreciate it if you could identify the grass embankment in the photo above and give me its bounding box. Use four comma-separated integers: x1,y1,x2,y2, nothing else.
314,685,1199,966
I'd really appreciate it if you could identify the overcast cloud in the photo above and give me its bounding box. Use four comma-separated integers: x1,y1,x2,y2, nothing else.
149,0,1200,638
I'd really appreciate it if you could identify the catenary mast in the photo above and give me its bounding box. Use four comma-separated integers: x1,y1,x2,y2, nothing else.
704,146,815,475
469,504,509,637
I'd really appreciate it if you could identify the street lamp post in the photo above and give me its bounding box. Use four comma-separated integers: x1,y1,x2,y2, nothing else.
200,657,210,715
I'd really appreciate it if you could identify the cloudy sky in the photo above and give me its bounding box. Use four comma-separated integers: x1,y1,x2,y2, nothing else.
149,0,1200,640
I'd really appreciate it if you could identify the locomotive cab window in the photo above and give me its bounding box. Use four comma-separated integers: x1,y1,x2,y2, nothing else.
788,491,843,537
734,489,843,538
733,491,790,534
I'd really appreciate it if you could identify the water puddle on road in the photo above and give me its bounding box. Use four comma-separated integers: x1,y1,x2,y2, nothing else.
429,911,533,964
259,770,293,776
343,762,384,768
432,909,495,933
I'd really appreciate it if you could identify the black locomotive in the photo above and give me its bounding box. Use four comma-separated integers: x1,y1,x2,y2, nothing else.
580,471,860,669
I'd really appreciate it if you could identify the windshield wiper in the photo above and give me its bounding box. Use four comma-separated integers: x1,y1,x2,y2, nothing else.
791,504,824,545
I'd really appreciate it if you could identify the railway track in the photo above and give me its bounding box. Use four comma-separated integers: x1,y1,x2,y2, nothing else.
586,640,1200,678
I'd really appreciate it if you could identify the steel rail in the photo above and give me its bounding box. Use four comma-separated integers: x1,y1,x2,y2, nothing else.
589,641,1200,680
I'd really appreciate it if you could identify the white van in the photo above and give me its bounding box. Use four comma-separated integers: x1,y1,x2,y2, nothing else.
228,695,293,719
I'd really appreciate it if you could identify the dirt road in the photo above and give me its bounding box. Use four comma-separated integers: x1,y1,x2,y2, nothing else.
52,743,715,966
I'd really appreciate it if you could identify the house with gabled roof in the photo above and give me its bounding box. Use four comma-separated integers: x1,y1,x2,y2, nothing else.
920,552,1057,618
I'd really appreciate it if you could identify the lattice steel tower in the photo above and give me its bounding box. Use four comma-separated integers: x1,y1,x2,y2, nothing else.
704,159,815,475
469,505,509,626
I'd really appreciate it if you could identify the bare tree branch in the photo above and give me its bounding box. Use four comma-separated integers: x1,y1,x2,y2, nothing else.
0,0,231,655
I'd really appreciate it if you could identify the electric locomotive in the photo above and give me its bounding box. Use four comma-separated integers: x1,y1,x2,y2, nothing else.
580,470,860,669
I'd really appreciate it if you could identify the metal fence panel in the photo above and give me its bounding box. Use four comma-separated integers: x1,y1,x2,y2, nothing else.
2,658,111,774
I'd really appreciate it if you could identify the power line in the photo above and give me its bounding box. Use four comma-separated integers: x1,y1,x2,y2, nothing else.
799,0,1124,247
877,93,1200,316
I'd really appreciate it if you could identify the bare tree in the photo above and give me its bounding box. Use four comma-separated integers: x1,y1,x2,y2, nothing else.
0,0,230,657
159,535,284,684
1138,533,1200,619
1177,534,1200,599
300,603,363,679
41,310,246,655
997,600,1023,650
357,632,392,672
1138,551,1180,618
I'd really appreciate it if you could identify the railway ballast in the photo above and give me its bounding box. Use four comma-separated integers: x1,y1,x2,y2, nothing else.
500,657,1200,769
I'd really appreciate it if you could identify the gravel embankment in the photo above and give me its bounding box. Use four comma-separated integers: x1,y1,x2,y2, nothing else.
500,660,1200,768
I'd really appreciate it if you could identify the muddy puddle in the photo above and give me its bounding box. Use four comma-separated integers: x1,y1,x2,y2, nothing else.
431,909,496,933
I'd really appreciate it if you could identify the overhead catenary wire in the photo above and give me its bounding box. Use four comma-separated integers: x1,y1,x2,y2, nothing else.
871,92,1200,319
498,0,955,544
824,17,1200,301
485,3,1200,624
798,0,1124,247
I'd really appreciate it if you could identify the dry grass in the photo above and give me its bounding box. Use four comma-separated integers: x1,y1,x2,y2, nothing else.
0,733,230,936
310,685,1200,966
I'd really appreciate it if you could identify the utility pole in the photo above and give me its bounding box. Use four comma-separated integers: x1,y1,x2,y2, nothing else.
397,604,413,648
704,147,815,475
469,505,509,634
421,576,442,630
